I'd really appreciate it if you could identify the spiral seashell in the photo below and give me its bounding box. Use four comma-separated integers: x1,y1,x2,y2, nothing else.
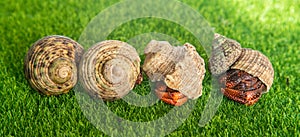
209,33,242,75
143,40,205,102
231,48,274,91
79,40,141,101
24,35,84,95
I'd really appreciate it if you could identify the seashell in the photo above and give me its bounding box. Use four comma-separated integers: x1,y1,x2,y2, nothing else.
209,33,242,75
231,48,274,91
209,33,274,105
143,40,205,106
79,40,141,101
24,35,84,95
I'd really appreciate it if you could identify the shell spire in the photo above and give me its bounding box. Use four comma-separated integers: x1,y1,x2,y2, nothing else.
209,33,242,75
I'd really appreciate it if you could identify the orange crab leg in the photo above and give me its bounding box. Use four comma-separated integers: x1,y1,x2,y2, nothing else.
154,81,188,106
155,90,188,106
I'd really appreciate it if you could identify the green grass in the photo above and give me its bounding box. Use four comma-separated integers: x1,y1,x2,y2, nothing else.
1,0,299,136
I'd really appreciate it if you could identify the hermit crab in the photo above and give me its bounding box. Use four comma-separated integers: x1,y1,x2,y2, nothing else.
143,40,206,106
24,35,84,95
209,34,274,106
78,40,142,101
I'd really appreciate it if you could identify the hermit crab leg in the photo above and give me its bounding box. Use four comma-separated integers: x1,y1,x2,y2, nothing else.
154,81,188,106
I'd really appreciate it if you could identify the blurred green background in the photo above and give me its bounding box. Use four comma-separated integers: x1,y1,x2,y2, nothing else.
0,0,299,136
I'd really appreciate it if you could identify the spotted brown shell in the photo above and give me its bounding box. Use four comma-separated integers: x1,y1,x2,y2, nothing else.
143,40,205,99
24,35,84,95
78,40,141,101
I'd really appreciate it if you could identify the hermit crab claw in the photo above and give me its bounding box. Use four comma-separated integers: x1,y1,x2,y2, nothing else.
143,40,206,106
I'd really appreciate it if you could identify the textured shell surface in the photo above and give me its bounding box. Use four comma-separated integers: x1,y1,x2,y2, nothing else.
143,40,205,99
231,48,274,91
79,40,141,101
209,33,242,75
24,35,84,95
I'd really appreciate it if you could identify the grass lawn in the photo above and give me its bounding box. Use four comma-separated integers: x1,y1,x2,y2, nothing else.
0,0,299,136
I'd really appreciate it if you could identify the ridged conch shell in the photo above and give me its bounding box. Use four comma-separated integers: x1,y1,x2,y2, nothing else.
209,33,274,91
24,35,84,95
79,40,141,101
143,40,205,99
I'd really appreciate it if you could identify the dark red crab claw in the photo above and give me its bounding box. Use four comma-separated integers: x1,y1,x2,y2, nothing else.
219,69,267,106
